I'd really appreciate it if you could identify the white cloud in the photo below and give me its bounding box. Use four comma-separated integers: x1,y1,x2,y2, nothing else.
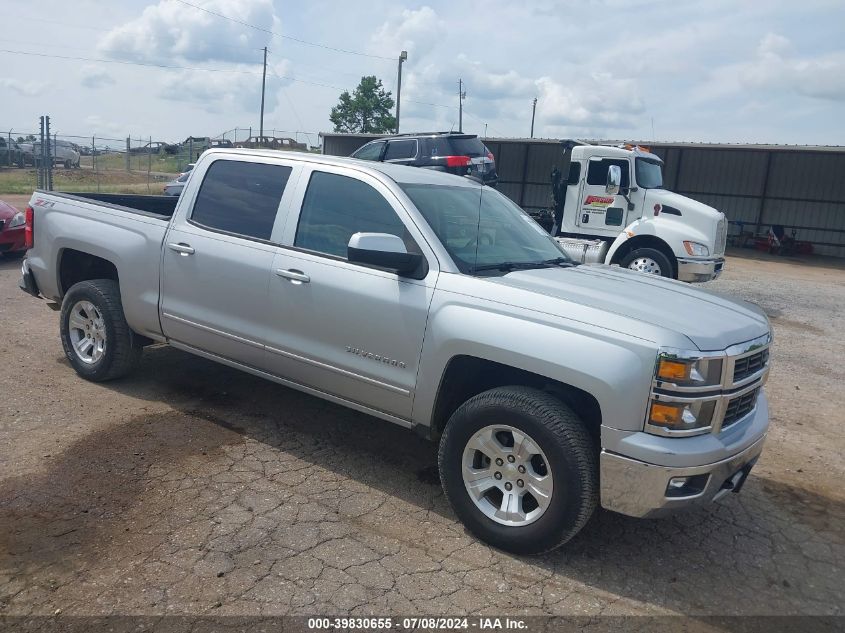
98,0,278,64
535,73,644,130
742,34,845,101
369,7,443,61
80,66,116,89
0,78,47,97
158,60,291,114
700,33,845,103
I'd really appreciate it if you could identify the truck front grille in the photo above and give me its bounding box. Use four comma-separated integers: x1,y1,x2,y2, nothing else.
733,348,769,383
722,388,759,429
715,216,727,254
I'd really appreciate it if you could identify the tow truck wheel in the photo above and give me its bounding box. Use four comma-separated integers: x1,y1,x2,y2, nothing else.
438,386,597,554
621,248,673,278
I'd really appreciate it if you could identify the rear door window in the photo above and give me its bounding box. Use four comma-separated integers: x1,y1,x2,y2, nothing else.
352,141,385,161
190,159,292,241
384,139,418,161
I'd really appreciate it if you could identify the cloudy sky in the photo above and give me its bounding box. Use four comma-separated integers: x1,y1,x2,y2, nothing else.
2,0,844,147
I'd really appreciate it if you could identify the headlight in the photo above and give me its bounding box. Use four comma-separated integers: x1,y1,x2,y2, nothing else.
6,212,25,228
648,398,717,433
682,241,709,257
648,348,725,436
655,353,722,388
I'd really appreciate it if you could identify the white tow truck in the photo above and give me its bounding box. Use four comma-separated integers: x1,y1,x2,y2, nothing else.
550,141,727,282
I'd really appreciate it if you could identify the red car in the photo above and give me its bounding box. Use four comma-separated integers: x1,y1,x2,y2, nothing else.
0,199,27,257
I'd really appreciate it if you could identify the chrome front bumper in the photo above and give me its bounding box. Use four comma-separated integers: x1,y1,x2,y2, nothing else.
677,256,725,283
599,434,766,518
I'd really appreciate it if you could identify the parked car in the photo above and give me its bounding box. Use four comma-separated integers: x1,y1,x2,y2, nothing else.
163,172,190,196
20,149,771,554
20,140,81,168
351,132,498,186
0,199,26,257
0,138,25,167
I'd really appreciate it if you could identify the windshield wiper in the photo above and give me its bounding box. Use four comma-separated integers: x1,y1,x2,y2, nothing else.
541,257,579,268
471,260,558,273
470,257,579,274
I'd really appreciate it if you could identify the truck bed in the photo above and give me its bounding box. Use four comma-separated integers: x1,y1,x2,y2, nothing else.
42,191,179,219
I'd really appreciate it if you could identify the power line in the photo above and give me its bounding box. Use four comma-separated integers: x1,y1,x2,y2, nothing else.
0,12,103,32
0,48,263,75
173,0,393,61
0,48,367,93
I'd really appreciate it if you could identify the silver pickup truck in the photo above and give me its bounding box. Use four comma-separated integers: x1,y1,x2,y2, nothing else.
19,149,772,554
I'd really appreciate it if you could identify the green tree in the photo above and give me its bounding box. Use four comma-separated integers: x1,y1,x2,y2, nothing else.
330,76,396,133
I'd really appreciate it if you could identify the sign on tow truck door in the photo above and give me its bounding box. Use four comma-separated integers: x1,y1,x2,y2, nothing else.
578,158,630,236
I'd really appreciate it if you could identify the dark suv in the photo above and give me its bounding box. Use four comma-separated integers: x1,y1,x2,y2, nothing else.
350,133,498,186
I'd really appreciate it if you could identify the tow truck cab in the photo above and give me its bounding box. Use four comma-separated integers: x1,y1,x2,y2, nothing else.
552,141,727,282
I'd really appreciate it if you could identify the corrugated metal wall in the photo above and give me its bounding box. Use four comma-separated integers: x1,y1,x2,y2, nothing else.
321,134,845,257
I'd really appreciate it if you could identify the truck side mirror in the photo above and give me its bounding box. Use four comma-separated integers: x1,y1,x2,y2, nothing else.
347,232,422,276
606,165,621,196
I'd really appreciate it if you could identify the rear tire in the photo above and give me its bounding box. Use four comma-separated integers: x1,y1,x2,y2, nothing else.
60,279,142,382
621,247,673,278
438,386,597,554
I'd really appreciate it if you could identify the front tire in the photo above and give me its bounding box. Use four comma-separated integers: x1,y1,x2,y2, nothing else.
438,387,597,554
621,247,673,278
60,279,142,382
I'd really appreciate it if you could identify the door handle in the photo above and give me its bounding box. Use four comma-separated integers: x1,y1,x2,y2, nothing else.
275,268,310,283
167,242,195,256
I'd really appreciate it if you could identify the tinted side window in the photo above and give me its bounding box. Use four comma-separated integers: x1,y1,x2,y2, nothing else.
568,162,581,185
353,141,384,161
586,159,630,188
191,160,291,240
384,139,417,161
295,171,408,259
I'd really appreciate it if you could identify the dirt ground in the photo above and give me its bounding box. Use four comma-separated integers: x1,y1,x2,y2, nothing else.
0,221,843,616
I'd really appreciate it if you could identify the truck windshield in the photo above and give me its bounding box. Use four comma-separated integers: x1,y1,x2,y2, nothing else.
400,183,571,274
635,158,664,189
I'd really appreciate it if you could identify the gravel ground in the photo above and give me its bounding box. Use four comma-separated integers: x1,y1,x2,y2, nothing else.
0,232,843,617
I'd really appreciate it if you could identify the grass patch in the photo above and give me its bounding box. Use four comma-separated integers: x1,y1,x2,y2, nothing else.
80,152,190,174
0,167,170,195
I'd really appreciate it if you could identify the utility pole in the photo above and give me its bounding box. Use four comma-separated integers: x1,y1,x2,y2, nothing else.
458,79,466,133
259,46,268,142
395,50,407,133
530,97,538,138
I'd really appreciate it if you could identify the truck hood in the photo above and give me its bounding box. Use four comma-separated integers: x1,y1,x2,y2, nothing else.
485,264,769,351
645,189,722,222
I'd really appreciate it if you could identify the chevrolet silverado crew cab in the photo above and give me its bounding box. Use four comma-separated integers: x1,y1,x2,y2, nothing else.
19,149,771,554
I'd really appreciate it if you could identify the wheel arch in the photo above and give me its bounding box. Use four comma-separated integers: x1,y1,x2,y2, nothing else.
427,355,603,449
609,234,678,277
57,248,119,297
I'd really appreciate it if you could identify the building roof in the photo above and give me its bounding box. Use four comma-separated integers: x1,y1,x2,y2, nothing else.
319,132,845,153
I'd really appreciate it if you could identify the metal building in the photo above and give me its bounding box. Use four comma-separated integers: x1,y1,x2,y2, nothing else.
320,133,845,257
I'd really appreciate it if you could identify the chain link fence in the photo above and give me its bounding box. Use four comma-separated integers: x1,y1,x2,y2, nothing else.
1,120,319,197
